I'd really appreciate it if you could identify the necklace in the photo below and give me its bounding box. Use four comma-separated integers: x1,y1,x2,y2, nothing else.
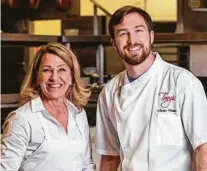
43,100,68,118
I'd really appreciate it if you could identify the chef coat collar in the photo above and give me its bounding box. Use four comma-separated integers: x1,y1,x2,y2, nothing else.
123,52,164,85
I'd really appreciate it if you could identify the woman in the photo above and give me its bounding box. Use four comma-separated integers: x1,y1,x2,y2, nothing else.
1,43,96,171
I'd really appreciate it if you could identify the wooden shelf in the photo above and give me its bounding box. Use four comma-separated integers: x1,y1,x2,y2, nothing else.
191,8,207,12
2,33,207,47
1,33,60,46
1,104,19,109
155,32,207,43
61,35,111,46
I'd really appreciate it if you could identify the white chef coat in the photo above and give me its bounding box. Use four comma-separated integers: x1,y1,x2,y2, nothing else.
95,52,207,171
1,96,95,171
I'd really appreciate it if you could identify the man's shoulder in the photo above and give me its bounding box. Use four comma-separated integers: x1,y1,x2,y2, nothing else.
163,61,201,89
164,61,196,79
103,70,126,92
98,70,126,101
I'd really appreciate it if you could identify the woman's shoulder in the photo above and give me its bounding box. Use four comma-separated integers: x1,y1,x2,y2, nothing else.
6,98,42,125
2,101,33,135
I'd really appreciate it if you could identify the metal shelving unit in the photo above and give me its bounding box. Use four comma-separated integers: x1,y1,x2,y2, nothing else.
2,32,207,109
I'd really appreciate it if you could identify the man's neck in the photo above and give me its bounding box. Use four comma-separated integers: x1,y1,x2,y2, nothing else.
125,52,155,78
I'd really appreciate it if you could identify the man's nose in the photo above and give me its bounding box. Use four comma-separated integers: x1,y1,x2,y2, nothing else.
127,32,137,45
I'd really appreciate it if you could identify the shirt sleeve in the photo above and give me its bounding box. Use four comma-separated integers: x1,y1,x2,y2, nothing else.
1,112,30,171
95,89,120,156
180,78,207,150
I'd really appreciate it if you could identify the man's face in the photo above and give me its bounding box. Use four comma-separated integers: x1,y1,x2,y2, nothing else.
112,12,154,65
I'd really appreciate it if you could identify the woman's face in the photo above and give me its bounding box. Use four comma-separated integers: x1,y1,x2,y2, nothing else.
37,53,72,101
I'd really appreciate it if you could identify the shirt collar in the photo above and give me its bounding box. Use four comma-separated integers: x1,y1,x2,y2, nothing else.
31,96,80,115
31,96,45,113
123,52,164,85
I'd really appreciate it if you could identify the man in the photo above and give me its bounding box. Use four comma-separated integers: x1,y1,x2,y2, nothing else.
95,5,207,171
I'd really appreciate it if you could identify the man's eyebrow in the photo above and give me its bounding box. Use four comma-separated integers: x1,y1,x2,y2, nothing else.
134,25,146,29
117,28,128,34
116,25,146,34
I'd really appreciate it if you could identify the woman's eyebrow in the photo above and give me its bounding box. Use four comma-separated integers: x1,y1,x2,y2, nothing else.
57,64,68,67
42,64,67,67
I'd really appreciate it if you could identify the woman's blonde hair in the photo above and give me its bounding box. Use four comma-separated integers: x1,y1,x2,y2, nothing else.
20,42,91,109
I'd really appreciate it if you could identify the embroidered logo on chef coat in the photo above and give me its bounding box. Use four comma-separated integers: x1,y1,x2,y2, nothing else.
157,92,177,112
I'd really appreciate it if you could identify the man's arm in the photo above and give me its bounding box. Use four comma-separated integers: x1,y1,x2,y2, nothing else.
100,155,121,171
196,143,207,171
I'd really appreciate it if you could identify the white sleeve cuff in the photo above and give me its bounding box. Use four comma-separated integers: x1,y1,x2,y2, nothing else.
95,148,120,156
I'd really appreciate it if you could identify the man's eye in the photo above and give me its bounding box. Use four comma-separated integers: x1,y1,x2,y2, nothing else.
119,32,127,37
135,29,142,33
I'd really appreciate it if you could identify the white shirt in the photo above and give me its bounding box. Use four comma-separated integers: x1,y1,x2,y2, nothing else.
95,53,207,171
1,96,95,171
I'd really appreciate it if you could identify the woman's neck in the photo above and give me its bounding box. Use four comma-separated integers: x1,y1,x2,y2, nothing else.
41,96,69,133
43,98,65,108
40,95,67,117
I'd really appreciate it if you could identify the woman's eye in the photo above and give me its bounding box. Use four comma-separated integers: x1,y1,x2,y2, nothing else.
59,68,66,72
42,69,51,72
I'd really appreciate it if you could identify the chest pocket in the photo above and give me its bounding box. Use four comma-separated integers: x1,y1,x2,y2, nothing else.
156,113,185,146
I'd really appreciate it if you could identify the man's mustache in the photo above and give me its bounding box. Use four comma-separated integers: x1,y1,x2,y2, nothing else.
123,43,143,50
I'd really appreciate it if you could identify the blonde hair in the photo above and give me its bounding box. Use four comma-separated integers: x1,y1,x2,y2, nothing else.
20,42,91,109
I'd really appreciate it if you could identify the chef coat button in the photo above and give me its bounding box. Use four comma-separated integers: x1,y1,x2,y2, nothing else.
117,117,122,123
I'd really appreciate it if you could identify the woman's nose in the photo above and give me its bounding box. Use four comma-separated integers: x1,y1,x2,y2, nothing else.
50,71,58,81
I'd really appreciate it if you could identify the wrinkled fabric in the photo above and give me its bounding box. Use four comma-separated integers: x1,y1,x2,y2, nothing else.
95,53,207,171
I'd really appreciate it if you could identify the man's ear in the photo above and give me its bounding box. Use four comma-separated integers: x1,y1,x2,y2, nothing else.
150,30,154,44
111,39,117,52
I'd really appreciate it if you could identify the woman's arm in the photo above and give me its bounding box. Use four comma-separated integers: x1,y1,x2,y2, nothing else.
1,112,30,170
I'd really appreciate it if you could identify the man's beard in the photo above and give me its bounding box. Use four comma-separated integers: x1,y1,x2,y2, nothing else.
118,43,151,65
